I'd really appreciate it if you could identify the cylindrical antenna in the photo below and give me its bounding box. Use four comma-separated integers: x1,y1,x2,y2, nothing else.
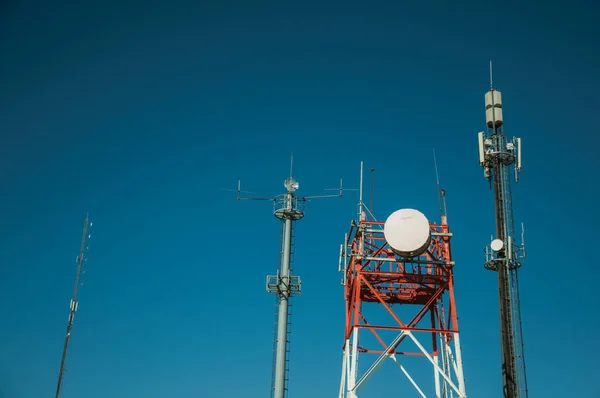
290,152,294,178
489,60,493,90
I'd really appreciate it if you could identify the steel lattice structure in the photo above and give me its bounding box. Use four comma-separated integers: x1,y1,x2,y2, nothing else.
338,164,466,398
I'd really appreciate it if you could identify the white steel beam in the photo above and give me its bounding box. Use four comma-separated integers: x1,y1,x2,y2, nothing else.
452,333,467,396
349,331,359,392
352,331,405,392
340,329,466,398
406,331,465,397
339,345,347,398
390,354,427,398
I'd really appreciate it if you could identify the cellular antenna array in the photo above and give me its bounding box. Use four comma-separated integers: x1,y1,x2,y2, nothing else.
477,62,528,398
236,155,345,398
55,214,92,398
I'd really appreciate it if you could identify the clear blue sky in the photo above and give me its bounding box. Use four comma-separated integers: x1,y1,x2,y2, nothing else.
1,1,598,397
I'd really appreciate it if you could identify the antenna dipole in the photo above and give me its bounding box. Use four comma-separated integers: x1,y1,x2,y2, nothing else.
234,157,347,398
55,214,92,398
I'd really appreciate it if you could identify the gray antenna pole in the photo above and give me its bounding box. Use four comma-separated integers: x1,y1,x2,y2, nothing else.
490,60,494,89
55,214,91,398
236,158,346,398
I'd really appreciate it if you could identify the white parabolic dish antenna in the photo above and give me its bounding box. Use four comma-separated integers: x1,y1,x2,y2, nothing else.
490,239,504,252
384,208,431,258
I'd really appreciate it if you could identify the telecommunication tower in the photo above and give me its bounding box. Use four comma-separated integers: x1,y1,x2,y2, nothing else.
338,162,466,398
236,155,344,398
477,62,528,398
55,214,92,398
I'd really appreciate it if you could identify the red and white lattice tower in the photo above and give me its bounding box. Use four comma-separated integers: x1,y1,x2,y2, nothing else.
338,162,467,398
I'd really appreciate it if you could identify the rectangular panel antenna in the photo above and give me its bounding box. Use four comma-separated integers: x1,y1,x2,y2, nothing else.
478,132,485,166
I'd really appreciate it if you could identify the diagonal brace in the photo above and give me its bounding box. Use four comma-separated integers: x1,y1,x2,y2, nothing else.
352,331,405,392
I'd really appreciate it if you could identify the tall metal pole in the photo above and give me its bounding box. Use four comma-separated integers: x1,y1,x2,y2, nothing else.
492,142,518,398
274,214,293,398
478,63,527,398
55,214,90,398
236,157,343,398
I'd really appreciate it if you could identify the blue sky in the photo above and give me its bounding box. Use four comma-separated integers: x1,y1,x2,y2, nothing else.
1,1,598,397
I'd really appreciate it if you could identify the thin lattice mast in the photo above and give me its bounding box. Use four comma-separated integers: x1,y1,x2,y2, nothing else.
338,161,467,397
235,154,346,398
55,214,92,398
477,61,528,398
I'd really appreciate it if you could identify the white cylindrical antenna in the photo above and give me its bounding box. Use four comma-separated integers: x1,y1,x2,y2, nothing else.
489,60,493,89
485,90,503,128
359,161,364,220
516,138,522,170
338,243,344,272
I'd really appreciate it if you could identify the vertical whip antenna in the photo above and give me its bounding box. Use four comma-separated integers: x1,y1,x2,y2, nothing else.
55,214,92,398
489,60,494,90
433,149,444,220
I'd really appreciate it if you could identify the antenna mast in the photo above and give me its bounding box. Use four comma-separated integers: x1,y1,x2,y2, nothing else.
236,155,344,398
477,63,528,398
55,214,92,398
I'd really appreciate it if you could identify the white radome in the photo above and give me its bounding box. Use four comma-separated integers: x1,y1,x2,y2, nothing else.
384,208,431,258
490,239,504,252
